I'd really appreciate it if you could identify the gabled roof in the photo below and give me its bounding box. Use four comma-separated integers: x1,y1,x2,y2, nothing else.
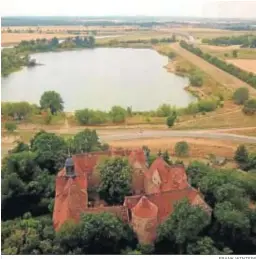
132,196,158,218
128,149,147,166
145,157,189,193
125,187,209,223
53,174,87,230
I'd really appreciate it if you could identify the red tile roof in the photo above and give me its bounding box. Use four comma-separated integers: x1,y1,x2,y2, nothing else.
128,149,146,166
125,187,208,223
53,173,88,230
132,196,158,218
145,157,189,193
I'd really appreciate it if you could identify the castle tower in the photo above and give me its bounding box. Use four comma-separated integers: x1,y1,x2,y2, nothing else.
53,156,88,230
131,196,158,244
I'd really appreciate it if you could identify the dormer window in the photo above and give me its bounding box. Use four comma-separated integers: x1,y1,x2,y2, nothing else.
65,157,76,178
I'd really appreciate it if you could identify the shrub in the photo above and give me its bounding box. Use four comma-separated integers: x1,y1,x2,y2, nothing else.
243,99,256,115
198,100,218,112
4,121,17,133
232,87,249,105
189,73,203,87
110,106,127,123
157,104,175,117
166,111,177,128
75,109,108,125
175,141,190,157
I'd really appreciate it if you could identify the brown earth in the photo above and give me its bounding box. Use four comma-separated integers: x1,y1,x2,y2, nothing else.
226,59,256,74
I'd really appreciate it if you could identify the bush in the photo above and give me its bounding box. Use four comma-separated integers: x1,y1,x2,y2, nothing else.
110,106,127,123
157,104,175,117
243,99,256,115
189,73,203,87
175,141,190,157
198,99,218,112
4,121,17,133
166,111,177,128
232,87,249,105
75,109,108,125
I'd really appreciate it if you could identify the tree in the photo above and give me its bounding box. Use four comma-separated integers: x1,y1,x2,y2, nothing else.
232,87,249,105
98,157,132,205
56,213,137,254
31,131,67,173
1,215,57,255
70,129,102,153
110,106,127,123
156,199,210,254
4,121,17,133
166,110,177,128
40,91,64,114
189,73,203,87
232,49,238,58
186,237,232,255
234,145,248,165
175,141,189,157
243,98,256,115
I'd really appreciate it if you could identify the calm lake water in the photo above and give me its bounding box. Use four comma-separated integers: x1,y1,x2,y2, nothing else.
1,48,196,111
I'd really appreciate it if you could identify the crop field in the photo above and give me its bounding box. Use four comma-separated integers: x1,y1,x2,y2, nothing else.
1,32,78,46
226,59,256,74
199,44,256,60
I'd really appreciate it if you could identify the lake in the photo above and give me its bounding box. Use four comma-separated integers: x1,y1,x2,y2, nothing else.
1,48,196,111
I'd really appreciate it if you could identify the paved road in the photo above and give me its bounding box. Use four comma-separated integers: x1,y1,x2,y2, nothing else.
100,129,256,144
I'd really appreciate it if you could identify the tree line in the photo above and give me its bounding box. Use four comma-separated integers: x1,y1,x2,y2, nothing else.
202,34,256,48
180,41,256,89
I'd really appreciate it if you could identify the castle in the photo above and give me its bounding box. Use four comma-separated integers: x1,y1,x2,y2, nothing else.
53,148,211,244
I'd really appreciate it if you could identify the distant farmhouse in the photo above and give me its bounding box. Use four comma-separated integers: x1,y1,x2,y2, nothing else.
53,149,211,244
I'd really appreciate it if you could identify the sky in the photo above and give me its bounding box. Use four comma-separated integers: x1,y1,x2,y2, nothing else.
1,0,256,18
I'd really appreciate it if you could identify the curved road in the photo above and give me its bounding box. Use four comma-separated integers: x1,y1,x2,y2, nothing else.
100,129,256,144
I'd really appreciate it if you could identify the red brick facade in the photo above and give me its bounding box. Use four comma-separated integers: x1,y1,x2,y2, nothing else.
53,149,211,243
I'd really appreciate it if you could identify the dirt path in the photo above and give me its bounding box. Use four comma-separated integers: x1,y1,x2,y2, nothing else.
170,43,256,97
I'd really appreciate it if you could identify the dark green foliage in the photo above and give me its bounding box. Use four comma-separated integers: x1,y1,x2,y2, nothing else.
162,150,171,165
75,108,108,125
202,34,256,48
40,91,64,114
175,141,189,157
232,87,249,105
243,98,256,115
198,99,218,112
156,199,210,254
68,129,103,154
98,157,132,205
1,214,58,255
235,145,249,165
31,131,67,173
4,121,17,133
189,72,203,87
165,109,177,128
56,212,137,254
232,49,238,58
1,49,29,76
180,40,256,89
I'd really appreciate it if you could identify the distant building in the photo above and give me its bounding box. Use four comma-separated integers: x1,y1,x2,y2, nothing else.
53,148,211,244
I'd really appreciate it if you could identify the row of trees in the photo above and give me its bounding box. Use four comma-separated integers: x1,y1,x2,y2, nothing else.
202,34,256,48
180,40,256,89
1,129,108,220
